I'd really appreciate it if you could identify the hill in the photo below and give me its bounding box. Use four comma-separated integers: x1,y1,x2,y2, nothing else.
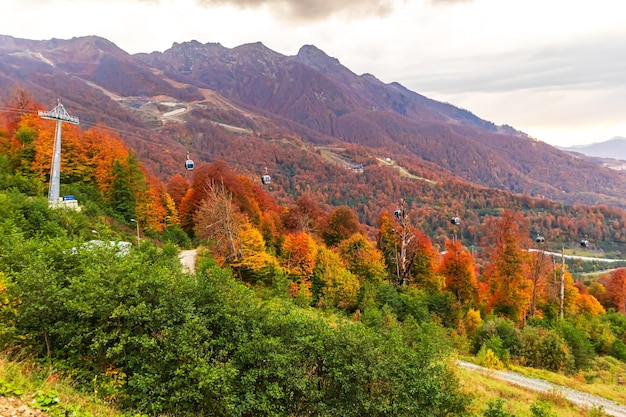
560,137,626,161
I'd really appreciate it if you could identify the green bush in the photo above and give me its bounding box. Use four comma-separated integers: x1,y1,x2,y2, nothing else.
473,317,520,357
558,320,595,370
530,400,557,417
161,224,192,248
0,233,470,416
609,339,626,361
0,379,23,397
482,398,515,417
520,327,571,372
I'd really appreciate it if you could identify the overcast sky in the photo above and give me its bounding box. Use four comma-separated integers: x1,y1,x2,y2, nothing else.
4,0,626,147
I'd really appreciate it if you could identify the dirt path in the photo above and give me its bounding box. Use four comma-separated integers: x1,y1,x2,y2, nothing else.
458,361,626,416
178,249,197,273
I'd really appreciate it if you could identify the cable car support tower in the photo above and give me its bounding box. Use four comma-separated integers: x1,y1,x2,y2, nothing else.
38,100,79,208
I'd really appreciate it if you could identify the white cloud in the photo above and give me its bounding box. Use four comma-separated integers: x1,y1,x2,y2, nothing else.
3,0,626,146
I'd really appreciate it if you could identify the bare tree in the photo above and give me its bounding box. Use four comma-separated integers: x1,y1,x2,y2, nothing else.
193,179,245,263
394,199,415,286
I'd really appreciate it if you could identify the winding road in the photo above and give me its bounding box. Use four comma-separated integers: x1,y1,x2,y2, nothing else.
458,361,626,416
529,248,623,263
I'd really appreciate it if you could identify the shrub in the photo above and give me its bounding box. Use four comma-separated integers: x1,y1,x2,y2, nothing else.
161,224,192,248
520,327,572,372
530,400,557,417
473,317,520,357
608,339,626,361
476,345,504,370
482,398,515,417
558,321,595,370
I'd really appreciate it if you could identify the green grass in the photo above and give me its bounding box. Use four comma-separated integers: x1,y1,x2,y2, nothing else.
458,366,607,416
509,356,626,405
0,353,123,417
456,354,626,416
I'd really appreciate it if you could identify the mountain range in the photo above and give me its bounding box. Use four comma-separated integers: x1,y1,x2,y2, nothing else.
560,137,626,161
1,34,625,216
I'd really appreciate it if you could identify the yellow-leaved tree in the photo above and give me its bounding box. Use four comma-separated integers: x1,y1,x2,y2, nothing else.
232,223,282,283
313,246,361,310
337,233,386,286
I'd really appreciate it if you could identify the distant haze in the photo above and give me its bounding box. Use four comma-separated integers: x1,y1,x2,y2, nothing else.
559,137,626,160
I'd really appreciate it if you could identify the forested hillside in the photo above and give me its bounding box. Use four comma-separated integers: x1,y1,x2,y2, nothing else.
0,107,471,415
5,91,626,261
4,101,626,416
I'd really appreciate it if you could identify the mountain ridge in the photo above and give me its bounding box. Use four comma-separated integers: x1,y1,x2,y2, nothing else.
1,34,626,212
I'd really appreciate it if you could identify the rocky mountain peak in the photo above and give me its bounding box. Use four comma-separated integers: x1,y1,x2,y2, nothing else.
295,44,343,72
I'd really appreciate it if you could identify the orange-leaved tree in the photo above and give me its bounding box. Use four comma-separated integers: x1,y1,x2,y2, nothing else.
82,127,130,197
573,282,605,316
526,250,553,319
166,173,190,208
483,210,532,323
281,231,318,278
281,231,318,299
282,193,328,235
607,268,626,313
439,238,478,306
410,229,442,291
135,170,171,233
180,161,266,234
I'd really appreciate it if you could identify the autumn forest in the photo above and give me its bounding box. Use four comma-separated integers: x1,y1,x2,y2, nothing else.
2,85,626,416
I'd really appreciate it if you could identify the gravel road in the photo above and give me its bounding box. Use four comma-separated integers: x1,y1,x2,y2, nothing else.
458,361,626,416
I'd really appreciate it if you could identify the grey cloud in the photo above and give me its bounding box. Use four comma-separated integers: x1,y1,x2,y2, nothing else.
429,0,474,5
194,0,397,20
406,36,626,95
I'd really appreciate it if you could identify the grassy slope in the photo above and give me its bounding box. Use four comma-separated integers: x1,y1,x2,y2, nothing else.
508,356,626,405
458,367,591,416
0,354,122,417
0,351,620,417
457,355,626,416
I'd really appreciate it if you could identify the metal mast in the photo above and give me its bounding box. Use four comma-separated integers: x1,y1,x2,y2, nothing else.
560,246,565,320
38,100,79,203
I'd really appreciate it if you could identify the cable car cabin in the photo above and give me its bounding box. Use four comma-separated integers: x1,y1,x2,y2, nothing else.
450,217,460,226
394,209,403,219
535,236,545,243
261,174,271,185
184,150,194,171
580,239,589,248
